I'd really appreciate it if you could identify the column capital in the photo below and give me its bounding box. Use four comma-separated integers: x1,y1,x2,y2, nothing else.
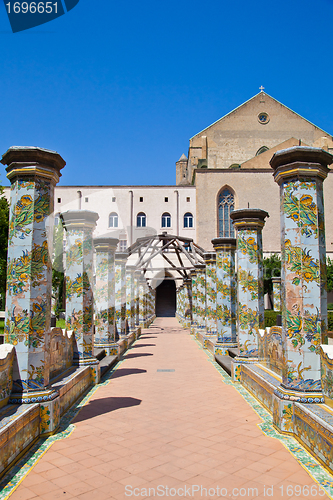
270,146,332,185
126,265,138,273
94,236,119,252
62,210,99,230
1,146,66,184
230,208,269,230
203,252,216,263
115,252,129,262
194,264,206,271
212,238,236,251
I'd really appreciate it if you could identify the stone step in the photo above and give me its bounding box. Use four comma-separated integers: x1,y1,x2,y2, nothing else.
94,348,106,361
215,355,232,376
100,355,118,377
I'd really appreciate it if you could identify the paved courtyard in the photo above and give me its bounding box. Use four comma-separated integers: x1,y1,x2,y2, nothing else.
3,318,332,500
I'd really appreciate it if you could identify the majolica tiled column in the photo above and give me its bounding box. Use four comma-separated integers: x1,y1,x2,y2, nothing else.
138,274,146,327
270,147,331,426
212,238,237,354
134,270,140,327
62,210,100,383
2,147,65,407
147,285,155,324
272,277,281,312
231,209,268,359
203,253,217,335
176,285,182,320
94,237,119,355
190,268,198,334
184,278,192,327
115,252,128,338
195,264,206,330
126,266,136,332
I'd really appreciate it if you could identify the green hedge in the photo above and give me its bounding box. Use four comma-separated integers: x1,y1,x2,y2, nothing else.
264,310,280,328
328,312,333,332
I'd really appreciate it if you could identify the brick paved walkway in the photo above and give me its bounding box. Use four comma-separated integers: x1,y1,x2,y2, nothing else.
8,318,331,500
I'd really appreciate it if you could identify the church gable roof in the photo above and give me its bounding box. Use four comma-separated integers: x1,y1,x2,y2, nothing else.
240,138,302,170
190,92,332,141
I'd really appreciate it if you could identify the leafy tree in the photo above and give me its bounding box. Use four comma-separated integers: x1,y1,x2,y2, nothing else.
263,254,281,295
0,186,9,310
327,257,333,293
52,215,65,318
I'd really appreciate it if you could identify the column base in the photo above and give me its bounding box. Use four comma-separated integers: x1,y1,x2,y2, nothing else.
273,385,325,434
274,384,325,405
214,342,237,356
73,356,100,384
9,388,59,405
231,356,259,382
40,396,61,436
94,342,119,356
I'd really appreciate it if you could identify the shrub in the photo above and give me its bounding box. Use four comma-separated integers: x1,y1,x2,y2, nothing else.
264,310,280,328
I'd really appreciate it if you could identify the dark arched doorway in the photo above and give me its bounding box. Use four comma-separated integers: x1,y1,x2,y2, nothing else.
155,279,176,317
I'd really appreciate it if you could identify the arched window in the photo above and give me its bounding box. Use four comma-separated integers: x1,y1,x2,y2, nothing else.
161,212,171,228
218,188,235,237
137,212,146,227
109,212,118,228
256,146,269,156
183,212,193,228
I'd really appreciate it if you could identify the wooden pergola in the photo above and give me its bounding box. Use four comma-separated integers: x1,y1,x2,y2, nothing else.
127,232,205,282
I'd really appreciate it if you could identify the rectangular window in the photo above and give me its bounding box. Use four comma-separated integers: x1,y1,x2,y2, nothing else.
186,197,190,202
140,197,143,202
85,197,88,202
112,197,116,202
57,198,61,203
119,240,127,251
165,197,168,202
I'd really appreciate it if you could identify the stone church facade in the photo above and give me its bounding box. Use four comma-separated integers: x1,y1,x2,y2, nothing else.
177,91,333,255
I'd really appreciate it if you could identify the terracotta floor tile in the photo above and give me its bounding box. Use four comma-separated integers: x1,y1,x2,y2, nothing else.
36,492,74,500
27,480,60,496
21,473,48,487
39,468,67,481
9,487,38,500
5,319,330,500
61,481,95,496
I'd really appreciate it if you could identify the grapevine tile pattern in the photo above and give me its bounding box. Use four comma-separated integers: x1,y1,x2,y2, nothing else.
231,210,268,358
176,280,192,328
204,253,217,335
94,238,118,354
213,239,237,345
62,211,98,367
195,265,206,329
272,278,281,312
115,254,127,337
1,318,333,500
5,177,54,393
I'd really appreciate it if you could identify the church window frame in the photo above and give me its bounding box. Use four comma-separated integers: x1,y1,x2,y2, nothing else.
258,112,269,124
256,146,269,156
137,212,146,227
161,212,171,228
217,187,235,238
183,212,193,228
109,212,119,228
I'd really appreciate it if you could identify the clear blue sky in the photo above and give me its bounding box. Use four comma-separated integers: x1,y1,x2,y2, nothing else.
1,0,333,186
